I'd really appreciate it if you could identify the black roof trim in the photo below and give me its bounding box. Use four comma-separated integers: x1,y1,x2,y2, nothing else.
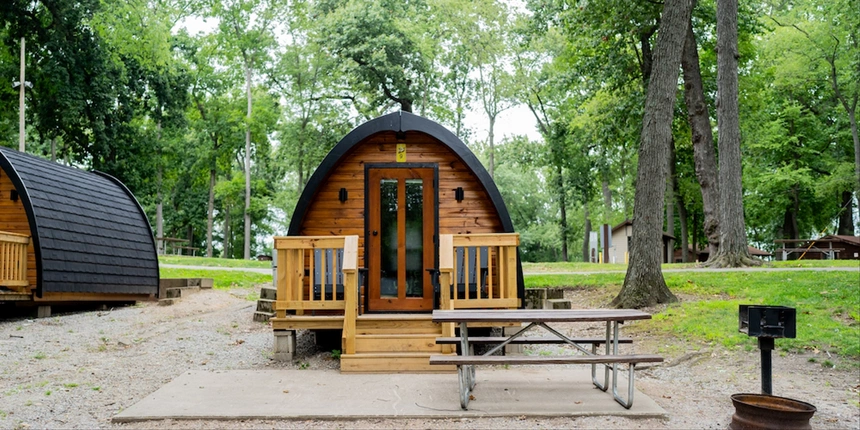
288,111,514,235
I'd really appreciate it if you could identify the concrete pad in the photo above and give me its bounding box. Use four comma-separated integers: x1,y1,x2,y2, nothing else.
114,368,666,422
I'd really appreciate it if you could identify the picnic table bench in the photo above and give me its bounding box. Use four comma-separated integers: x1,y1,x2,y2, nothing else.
429,309,663,410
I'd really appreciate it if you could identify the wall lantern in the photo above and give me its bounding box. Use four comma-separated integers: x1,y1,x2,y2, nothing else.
396,131,406,143
454,187,464,202
338,187,348,203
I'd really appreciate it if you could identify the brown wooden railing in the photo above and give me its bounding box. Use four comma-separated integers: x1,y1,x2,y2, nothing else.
273,236,359,317
0,231,29,290
438,233,520,310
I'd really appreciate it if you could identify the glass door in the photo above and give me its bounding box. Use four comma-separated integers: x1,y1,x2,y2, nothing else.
367,166,436,311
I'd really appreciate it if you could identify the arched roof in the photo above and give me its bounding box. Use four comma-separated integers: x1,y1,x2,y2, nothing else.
288,111,514,235
287,111,523,300
0,148,159,297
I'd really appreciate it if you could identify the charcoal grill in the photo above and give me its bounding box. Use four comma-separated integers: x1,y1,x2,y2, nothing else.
739,305,796,395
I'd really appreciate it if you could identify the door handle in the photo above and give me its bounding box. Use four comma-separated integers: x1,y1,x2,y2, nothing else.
372,230,378,236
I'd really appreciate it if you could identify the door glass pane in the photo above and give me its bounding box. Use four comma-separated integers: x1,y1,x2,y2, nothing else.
404,179,424,297
379,179,398,297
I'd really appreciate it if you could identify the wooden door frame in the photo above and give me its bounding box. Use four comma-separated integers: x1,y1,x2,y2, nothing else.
364,163,439,313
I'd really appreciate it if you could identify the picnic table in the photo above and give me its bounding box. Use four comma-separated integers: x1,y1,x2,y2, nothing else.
156,237,193,255
429,309,663,410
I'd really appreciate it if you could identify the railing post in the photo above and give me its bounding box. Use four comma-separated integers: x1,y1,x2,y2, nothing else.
342,235,359,355
439,234,455,352
275,246,288,318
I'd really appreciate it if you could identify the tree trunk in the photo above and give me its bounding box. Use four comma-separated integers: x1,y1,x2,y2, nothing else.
582,206,591,262
156,121,163,255
488,114,496,179
681,14,721,258
706,0,760,268
610,0,691,309
672,138,690,262
557,165,569,262
206,166,216,258
666,139,676,262
837,191,854,236
50,137,56,162
243,61,253,260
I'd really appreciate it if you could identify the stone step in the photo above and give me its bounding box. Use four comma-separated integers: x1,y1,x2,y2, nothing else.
546,298,572,309
256,298,275,313
253,311,274,323
260,286,277,300
158,298,178,306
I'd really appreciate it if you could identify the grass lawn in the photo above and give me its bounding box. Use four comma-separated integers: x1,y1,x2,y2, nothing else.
160,268,272,291
526,268,860,360
522,259,859,272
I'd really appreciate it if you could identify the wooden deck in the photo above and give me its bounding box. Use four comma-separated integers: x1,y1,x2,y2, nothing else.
271,233,522,373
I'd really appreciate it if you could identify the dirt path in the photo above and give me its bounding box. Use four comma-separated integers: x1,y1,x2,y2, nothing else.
1,287,857,429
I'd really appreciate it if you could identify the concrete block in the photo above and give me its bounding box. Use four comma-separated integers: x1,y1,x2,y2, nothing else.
545,288,565,300
273,330,296,362
253,311,274,323
524,289,547,310
260,287,277,300
35,305,51,318
199,278,214,289
546,299,572,309
165,288,183,299
158,298,178,306
256,299,275,313
503,325,524,355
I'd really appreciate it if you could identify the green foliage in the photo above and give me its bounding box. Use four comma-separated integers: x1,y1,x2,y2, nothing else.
159,255,271,268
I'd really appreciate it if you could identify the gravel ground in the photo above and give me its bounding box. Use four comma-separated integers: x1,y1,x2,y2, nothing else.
1,286,858,429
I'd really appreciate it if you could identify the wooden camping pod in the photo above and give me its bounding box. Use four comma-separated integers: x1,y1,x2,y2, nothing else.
0,147,159,306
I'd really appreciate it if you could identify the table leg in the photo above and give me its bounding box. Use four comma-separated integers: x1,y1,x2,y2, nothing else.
612,362,637,409
591,321,612,391
458,321,474,409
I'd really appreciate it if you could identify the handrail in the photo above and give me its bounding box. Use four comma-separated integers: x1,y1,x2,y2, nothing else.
273,236,360,317
439,233,520,310
0,231,29,289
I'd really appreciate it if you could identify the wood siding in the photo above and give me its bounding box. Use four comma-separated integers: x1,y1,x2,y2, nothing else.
297,130,504,268
0,169,36,290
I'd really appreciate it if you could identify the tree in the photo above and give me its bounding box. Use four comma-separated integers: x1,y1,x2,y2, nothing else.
681,1,721,257
212,0,282,259
610,0,692,308
705,0,760,267
315,0,433,113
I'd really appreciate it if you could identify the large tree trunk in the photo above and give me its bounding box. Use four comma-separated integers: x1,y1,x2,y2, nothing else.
666,139,676,262
557,165,569,262
156,120,164,255
206,166,216,258
706,0,760,268
681,13,721,258
243,61,253,260
837,191,855,236
672,137,690,263
610,0,691,309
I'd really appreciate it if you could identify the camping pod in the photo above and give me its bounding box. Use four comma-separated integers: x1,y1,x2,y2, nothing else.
287,111,524,313
0,148,159,312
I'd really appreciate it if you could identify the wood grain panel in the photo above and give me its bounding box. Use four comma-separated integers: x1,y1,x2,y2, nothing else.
0,170,36,290
298,130,504,270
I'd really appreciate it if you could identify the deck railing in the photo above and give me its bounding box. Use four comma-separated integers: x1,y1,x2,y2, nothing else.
0,231,29,290
273,236,359,319
438,233,520,311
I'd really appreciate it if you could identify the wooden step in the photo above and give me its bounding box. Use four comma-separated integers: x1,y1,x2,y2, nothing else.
271,315,344,330
340,352,456,373
355,333,444,353
355,314,441,334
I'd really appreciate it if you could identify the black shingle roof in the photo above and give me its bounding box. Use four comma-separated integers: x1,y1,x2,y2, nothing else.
0,148,158,296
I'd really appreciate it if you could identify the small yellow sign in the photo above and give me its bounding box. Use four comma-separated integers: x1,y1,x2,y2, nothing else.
396,143,406,162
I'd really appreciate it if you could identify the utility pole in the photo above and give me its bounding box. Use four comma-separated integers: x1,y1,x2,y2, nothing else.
18,37,25,152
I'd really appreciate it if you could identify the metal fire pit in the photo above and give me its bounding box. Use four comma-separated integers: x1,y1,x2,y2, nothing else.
739,305,796,394
730,393,816,430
